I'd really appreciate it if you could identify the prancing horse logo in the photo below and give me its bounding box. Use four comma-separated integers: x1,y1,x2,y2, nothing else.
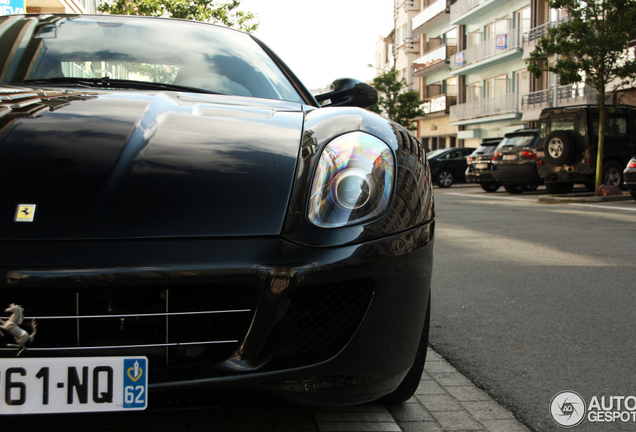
0,304,37,356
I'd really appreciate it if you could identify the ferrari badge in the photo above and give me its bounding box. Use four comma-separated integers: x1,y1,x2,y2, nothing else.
15,204,36,222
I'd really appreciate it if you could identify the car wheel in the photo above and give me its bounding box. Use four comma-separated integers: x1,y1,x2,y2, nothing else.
602,161,624,188
630,191,636,201
524,184,539,192
480,182,500,192
544,131,576,165
545,181,574,194
503,184,525,194
436,170,453,188
381,294,430,405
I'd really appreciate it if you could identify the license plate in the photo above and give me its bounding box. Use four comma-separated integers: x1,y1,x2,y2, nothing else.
537,151,545,158
475,163,489,169
0,357,147,414
503,155,518,160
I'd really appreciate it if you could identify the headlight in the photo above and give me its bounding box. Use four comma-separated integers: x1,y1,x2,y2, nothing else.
308,132,394,228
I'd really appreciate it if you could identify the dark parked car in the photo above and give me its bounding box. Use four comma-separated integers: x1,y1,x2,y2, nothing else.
427,147,476,188
536,105,636,194
491,129,542,194
465,138,502,192
624,157,636,201
0,14,434,413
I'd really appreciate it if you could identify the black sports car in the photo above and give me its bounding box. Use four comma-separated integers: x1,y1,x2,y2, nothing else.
0,14,434,413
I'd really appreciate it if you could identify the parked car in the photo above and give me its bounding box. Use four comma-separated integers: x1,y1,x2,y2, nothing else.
491,129,542,194
427,147,476,188
465,138,502,192
536,105,636,194
624,157,636,201
0,14,434,413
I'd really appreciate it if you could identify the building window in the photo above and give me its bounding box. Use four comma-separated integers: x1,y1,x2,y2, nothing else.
485,74,508,99
467,82,482,102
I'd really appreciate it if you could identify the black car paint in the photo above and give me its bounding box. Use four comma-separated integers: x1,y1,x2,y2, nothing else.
0,14,434,407
1,91,304,240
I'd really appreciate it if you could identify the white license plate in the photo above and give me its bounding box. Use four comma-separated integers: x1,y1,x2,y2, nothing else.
0,357,147,414
537,151,545,158
503,155,518,160
475,163,489,169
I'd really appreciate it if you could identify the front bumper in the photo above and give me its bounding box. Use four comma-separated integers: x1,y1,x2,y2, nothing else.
0,222,434,406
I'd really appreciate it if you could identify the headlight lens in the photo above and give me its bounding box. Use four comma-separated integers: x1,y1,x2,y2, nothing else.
308,132,394,228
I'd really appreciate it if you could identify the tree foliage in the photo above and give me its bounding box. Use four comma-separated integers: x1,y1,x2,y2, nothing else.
98,0,259,32
527,0,636,193
368,70,425,131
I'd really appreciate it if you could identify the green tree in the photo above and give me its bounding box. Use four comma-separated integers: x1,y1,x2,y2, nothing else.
98,0,259,32
527,0,636,194
368,70,425,131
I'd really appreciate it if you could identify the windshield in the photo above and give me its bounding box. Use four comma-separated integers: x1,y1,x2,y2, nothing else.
426,149,445,159
0,15,303,103
471,145,497,156
496,134,537,150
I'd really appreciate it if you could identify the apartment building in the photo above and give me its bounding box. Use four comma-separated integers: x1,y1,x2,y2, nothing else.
0,0,96,16
379,0,533,149
412,0,460,150
520,0,636,122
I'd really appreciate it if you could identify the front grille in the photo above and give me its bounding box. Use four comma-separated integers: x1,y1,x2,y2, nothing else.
260,280,374,367
0,285,256,369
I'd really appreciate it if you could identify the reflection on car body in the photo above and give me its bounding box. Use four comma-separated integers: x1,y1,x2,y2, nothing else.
0,14,434,413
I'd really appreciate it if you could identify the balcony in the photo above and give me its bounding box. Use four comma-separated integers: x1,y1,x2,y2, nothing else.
450,0,508,25
413,0,449,33
450,93,518,123
520,85,597,121
413,45,457,77
422,94,457,115
522,17,569,60
450,28,521,74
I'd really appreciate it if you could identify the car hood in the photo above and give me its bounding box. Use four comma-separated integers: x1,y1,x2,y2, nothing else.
0,87,305,240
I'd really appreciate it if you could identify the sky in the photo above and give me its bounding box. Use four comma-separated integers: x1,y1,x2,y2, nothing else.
238,0,395,91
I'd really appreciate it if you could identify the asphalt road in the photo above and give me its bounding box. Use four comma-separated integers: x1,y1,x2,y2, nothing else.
429,185,636,431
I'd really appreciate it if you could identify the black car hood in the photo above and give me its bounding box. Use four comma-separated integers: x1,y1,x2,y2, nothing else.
0,87,305,240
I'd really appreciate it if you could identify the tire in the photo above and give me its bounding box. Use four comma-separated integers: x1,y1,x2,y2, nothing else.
436,169,453,188
480,182,500,192
503,183,525,194
381,294,430,405
630,191,636,201
602,161,624,188
544,130,576,165
545,181,574,194
525,184,539,192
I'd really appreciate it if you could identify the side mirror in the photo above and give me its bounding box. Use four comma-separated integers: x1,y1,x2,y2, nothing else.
315,78,378,108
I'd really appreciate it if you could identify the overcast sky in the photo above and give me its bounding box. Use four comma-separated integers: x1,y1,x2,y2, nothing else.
239,0,395,91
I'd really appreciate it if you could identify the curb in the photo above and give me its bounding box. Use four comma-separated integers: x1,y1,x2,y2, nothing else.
538,192,633,204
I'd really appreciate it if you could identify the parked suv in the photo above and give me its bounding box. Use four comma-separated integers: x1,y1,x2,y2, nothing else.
536,105,636,194
465,138,502,192
491,129,542,194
